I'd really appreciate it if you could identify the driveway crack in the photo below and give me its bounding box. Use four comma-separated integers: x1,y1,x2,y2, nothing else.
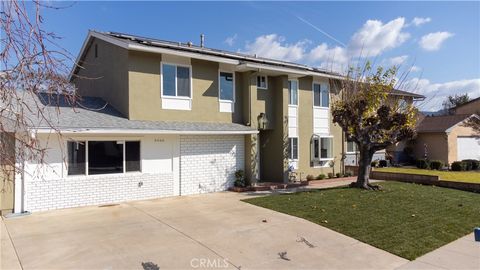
127,203,241,269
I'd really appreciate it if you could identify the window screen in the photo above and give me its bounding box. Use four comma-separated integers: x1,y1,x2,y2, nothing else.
320,138,333,159
126,141,140,172
162,64,176,96
177,66,190,97
67,141,86,175
288,80,298,105
220,72,234,101
321,84,329,107
313,83,321,107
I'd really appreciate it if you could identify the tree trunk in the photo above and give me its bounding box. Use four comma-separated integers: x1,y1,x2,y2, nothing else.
351,146,378,190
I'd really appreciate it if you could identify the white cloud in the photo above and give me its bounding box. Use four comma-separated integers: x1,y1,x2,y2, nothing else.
419,32,454,51
410,66,421,72
410,17,431,26
388,55,409,66
242,17,410,73
242,34,308,62
224,34,238,46
348,17,410,57
405,78,480,111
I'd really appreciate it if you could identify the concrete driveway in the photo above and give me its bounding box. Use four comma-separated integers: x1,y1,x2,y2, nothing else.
2,192,408,270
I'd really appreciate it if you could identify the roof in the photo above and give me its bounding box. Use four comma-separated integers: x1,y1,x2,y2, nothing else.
453,96,480,109
70,30,343,81
15,93,257,134
416,114,475,133
390,89,425,99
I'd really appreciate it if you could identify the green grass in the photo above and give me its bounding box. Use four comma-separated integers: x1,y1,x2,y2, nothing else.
243,182,480,260
376,167,480,184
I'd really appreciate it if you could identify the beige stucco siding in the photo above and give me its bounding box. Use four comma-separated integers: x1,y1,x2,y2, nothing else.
128,53,244,123
414,133,449,164
74,38,129,117
296,77,342,177
447,124,478,164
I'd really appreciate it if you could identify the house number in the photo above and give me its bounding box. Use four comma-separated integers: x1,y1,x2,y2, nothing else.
154,138,165,142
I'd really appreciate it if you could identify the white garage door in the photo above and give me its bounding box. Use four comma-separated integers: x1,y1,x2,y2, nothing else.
457,136,480,160
179,135,245,195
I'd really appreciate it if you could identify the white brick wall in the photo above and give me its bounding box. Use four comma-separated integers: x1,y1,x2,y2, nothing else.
24,173,173,212
180,135,244,195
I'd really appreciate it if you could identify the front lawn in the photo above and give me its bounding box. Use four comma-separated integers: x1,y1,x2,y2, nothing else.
376,167,480,184
243,182,480,260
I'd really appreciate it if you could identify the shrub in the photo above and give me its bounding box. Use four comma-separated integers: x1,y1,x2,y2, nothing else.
462,159,479,170
416,159,430,169
306,174,315,181
234,170,247,187
344,171,353,177
429,160,444,170
379,160,388,168
327,172,334,178
371,160,379,167
451,161,466,171
316,174,326,180
335,173,341,178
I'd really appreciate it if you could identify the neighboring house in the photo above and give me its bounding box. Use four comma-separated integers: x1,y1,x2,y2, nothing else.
3,31,421,213
413,114,480,165
450,97,480,115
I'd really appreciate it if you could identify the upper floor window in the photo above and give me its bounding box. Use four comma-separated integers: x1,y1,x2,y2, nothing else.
288,80,298,106
219,72,234,101
257,75,268,89
161,63,191,98
313,83,329,108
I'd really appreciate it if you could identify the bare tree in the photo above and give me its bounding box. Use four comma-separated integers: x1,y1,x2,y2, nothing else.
332,62,418,190
1,1,76,192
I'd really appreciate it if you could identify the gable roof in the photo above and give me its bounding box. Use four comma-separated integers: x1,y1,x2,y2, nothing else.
13,93,257,134
416,114,476,133
70,30,343,81
453,96,480,109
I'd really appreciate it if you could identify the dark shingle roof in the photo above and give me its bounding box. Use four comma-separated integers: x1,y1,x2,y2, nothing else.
416,114,473,133
19,93,256,133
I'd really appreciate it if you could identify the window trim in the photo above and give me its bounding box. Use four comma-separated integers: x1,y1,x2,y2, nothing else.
312,81,330,109
67,139,142,177
288,79,299,107
218,70,236,103
160,62,193,100
257,75,268,89
288,137,299,161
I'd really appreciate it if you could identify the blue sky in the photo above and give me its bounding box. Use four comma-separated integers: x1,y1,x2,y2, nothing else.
40,1,479,111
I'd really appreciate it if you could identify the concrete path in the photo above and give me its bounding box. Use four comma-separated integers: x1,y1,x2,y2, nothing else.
396,233,479,270
2,190,408,270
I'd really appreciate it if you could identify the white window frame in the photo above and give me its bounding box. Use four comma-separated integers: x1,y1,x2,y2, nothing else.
218,70,235,113
257,75,268,89
288,79,299,106
319,135,334,161
67,139,142,177
288,137,299,161
312,82,330,108
160,62,193,100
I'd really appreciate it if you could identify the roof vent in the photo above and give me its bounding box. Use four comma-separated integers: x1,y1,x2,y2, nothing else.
187,41,193,47
200,34,205,48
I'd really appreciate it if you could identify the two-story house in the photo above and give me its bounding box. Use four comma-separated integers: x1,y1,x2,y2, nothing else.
6,31,421,214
